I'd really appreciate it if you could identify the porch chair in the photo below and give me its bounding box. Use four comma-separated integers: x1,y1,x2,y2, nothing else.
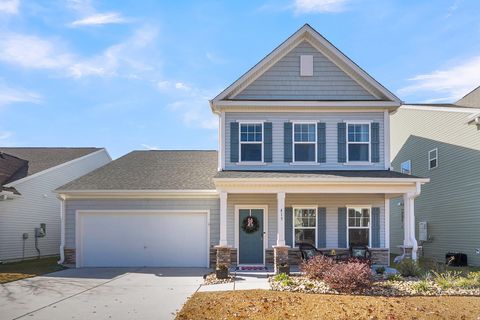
349,245,372,262
298,243,325,261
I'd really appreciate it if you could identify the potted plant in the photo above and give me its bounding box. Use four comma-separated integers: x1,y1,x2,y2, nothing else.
277,263,290,275
216,264,229,279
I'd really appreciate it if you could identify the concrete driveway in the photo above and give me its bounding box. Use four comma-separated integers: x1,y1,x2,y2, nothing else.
0,267,209,320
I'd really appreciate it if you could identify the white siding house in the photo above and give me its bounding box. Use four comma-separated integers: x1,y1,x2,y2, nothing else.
0,148,111,262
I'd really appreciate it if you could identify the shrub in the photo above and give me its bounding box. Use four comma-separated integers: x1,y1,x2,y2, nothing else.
412,279,432,293
273,273,293,286
396,259,422,277
457,272,480,289
323,261,372,293
375,266,386,275
301,255,335,280
432,270,462,289
387,274,403,281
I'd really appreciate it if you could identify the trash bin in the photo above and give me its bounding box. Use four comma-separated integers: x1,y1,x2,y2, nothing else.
445,252,468,266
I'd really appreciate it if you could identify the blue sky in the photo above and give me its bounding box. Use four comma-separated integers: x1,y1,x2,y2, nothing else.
1,0,480,158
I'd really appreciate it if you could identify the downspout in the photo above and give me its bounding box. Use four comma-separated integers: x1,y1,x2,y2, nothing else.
410,182,422,259
57,194,66,264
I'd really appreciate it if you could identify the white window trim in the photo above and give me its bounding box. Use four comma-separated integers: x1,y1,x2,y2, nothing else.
401,160,412,175
346,206,372,248
345,121,371,164
428,148,438,170
292,122,317,163
292,206,317,247
238,121,264,163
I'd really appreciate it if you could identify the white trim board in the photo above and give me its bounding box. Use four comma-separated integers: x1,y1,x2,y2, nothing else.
234,205,268,266
75,209,210,268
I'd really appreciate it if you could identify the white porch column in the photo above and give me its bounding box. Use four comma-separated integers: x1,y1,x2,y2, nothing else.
402,193,411,248
384,197,390,250
276,192,286,246
219,191,228,247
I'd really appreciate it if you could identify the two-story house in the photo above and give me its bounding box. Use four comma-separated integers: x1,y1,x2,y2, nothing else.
390,86,480,266
56,24,428,270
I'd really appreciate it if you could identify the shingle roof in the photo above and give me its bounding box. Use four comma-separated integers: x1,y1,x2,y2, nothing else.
215,170,422,180
57,150,218,191
0,147,102,185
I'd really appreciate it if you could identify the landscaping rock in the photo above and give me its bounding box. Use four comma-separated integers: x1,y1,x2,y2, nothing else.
203,273,235,285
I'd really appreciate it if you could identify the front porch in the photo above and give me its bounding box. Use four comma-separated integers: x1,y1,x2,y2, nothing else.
212,172,428,272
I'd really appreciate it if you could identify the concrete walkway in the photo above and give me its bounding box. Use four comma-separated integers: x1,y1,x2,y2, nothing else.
0,267,208,320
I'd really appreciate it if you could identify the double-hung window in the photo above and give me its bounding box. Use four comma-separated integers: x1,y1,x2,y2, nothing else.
293,123,316,162
293,208,316,246
347,207,371,247
428,148,438,169
347,123,370,162
239,123,263,162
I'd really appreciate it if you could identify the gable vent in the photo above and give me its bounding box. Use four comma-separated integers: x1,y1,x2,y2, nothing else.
300,55,313,76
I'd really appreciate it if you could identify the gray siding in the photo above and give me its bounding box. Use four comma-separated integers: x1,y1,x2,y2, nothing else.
225,112,385,170
65,198,220,249
0,150,111,261
390,107,480,266
234,41,376,101
227,193,386,249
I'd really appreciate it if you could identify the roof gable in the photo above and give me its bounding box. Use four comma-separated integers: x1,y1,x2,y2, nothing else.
234,40,376,101
212,24,400,106
456,85,480,108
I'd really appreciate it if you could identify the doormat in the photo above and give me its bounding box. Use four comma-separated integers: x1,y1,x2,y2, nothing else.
236,266,268,271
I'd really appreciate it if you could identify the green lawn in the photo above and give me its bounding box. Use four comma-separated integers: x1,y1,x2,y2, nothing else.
0,257,65,284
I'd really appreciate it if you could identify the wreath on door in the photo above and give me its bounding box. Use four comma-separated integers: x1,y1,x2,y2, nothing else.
241,215,259,234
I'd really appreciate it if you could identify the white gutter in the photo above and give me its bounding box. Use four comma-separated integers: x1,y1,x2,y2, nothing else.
57,194,66,264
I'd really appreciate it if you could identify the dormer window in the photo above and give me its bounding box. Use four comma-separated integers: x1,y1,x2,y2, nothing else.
293,123,316,162
240,123,263,162
347,123,370,162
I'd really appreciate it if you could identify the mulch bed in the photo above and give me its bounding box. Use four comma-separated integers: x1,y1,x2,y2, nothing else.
176,289,480,320
270,275,480,296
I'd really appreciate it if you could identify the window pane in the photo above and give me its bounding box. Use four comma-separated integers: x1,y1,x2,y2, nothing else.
294,124,316,142
348,124,369,142
430,159,437,169
401,161,411,175
348,144,369,161
349,229,369,247
294,209,316,227
294,144,315,162
295,229,316,246
240,124,262,142
241,144,262,161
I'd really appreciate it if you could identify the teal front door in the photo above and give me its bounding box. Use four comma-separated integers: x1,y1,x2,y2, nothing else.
239,209,264,264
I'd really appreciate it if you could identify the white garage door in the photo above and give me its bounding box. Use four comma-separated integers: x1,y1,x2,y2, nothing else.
78,211,208,267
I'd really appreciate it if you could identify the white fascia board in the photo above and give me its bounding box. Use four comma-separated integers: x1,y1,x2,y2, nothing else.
212,100,399,112
56,189,219,199
5,149,111,187
402,104,480,113
213,177,429,184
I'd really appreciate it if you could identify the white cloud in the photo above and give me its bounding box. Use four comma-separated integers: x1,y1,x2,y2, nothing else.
71,12,128,27
293,0,349,13
160,82,217,130
0,0,19,14
0,82,42,107
0,33,73,70
0,131,12,140
398,55,480,102
0,27,158,79
141,144,159,150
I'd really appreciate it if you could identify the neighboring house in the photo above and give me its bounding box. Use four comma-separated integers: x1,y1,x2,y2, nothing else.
57,24,427,269
390,86,480,266
0,148,111,262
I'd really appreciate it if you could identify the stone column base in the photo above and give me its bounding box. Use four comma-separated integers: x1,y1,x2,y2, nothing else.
273,245,290,274
215,245,232,269
64,249,76,265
